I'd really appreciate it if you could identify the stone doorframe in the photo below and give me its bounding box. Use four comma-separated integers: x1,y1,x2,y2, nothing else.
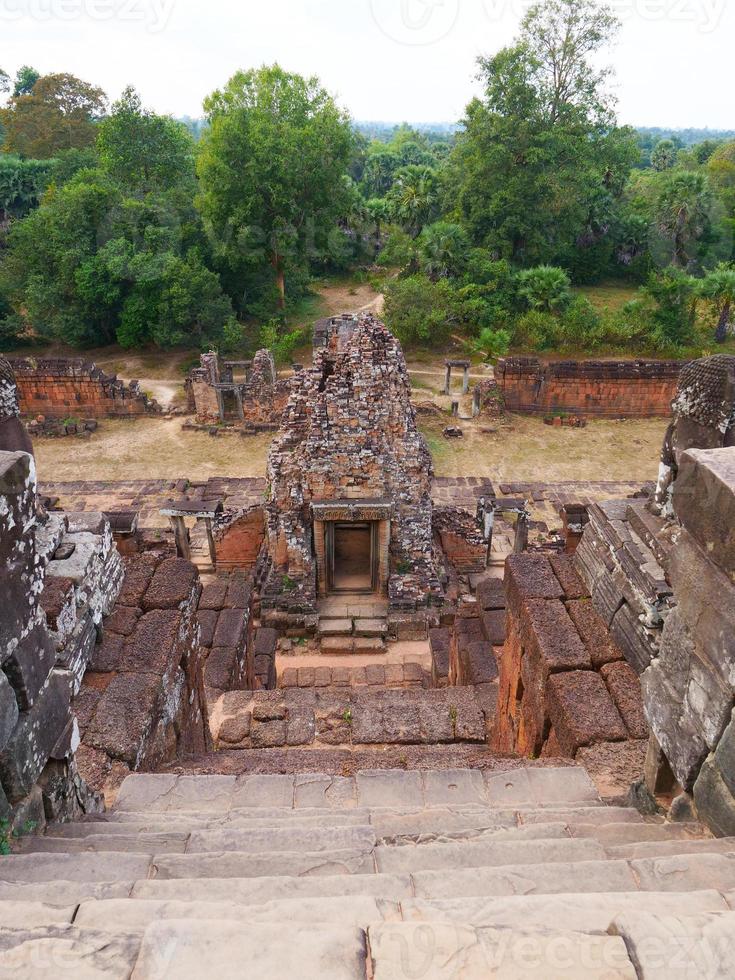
311,499,392,597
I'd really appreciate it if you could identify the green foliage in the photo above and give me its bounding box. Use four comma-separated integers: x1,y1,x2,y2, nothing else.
386,165,439,238
383,274,456,346
466,326,512,362
651,139,677,172
377,229,416,269
642,267,698,350
98,87,195,191
259,318,305,364
516,265,572,313
0,155,53,220
13,66,40,97
417,222,470,280
699,262,735,342
197,65,355,311
0,818,37,856
0,73,107,159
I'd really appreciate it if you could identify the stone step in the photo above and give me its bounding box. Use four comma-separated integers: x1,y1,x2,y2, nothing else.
399,890,730,933
0,853,152,883
132,873,414,905
367,921,637,979
49,810,372,835
0,925,142,977
73,895,400,934
374,837,607,874
151,848,376,879
353,618,387,638
112,767,601,814
0,881,136,905
609,838,735,861
317,618,353,637
612,911,735,980
133,920,367,980
17,833,189,855
569,822,707,846
319,637,387,655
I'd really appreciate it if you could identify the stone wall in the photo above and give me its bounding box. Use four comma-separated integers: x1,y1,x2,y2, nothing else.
571,355,735,834
73,553,211,802
496,358,684,418
213,506,266,573
495,553,648,781
9,358,161,419
0,451,102,830
186,349,289,429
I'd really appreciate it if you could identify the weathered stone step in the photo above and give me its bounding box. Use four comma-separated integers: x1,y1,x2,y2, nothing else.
375,837,607,874
368,921,637,979
611,910,735,979
151,848,375,879
608,838,735,861
50,809,371,835
113,767,600,814
133,920,367,980
0,881,135,905
17,833,189,855
0,853,151,883
132,872,414,905
0,925,141,978
73,895,400,934
570,822,707,846
399,889,730,932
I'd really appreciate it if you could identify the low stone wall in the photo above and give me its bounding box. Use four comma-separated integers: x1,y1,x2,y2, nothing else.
495,553,648,782
496,358,684,418
197,574,254,698
9,357,161,419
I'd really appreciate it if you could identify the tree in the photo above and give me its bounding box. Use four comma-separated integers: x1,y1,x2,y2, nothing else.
365,197,391,241
0,155,53,227
643,267,698,350
383,274,457,346
447,0,637,265
417,221,469,279
0,70,9,95
516,265,572,313
699,263,735,343
0,73,107,159
97,87,195,190
13,66,40,97
386,165,439,238
651,139,677,172
197,65,354,310
361,148,401,198
654,171,713,270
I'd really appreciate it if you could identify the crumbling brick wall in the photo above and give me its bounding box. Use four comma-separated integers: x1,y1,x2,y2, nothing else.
496,357,684,418
9,358,162,419
213,506,266,572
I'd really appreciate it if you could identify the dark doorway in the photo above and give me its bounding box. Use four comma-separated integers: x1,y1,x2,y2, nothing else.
328,522,375,593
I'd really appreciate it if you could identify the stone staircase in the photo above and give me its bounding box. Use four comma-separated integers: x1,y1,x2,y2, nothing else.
2,766,735,976
317,597,389,654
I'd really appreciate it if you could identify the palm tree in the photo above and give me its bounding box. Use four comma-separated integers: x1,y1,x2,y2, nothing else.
700,263,735,343
516,265,572,314
386,165,439,239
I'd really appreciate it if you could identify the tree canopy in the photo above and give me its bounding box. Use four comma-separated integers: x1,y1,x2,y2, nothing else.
197,65,354,310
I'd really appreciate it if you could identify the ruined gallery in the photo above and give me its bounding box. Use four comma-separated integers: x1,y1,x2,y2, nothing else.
1,317,735,975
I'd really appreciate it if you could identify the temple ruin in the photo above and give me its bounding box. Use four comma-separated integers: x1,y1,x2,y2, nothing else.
1,335,735,974
186,348,290,430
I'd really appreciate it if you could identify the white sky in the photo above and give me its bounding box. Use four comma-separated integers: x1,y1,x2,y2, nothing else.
2,0,733,129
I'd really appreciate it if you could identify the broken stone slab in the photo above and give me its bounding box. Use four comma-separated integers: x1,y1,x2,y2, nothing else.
132,921,367,980
612,910,735,980
293,774,357,809
83,671,164,766
607,838,735,861
411,858,638,899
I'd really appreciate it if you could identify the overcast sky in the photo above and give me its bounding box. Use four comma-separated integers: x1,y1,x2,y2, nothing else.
2,0,732,128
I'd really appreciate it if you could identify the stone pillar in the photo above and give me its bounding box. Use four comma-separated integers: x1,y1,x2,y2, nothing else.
462,365,470,396
204,518,217,567
451,401,459,417
513,512,529,554
235,389,244,422
215,390,225,423
473,387,481,418
169,516,191,560
444,364,452,396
